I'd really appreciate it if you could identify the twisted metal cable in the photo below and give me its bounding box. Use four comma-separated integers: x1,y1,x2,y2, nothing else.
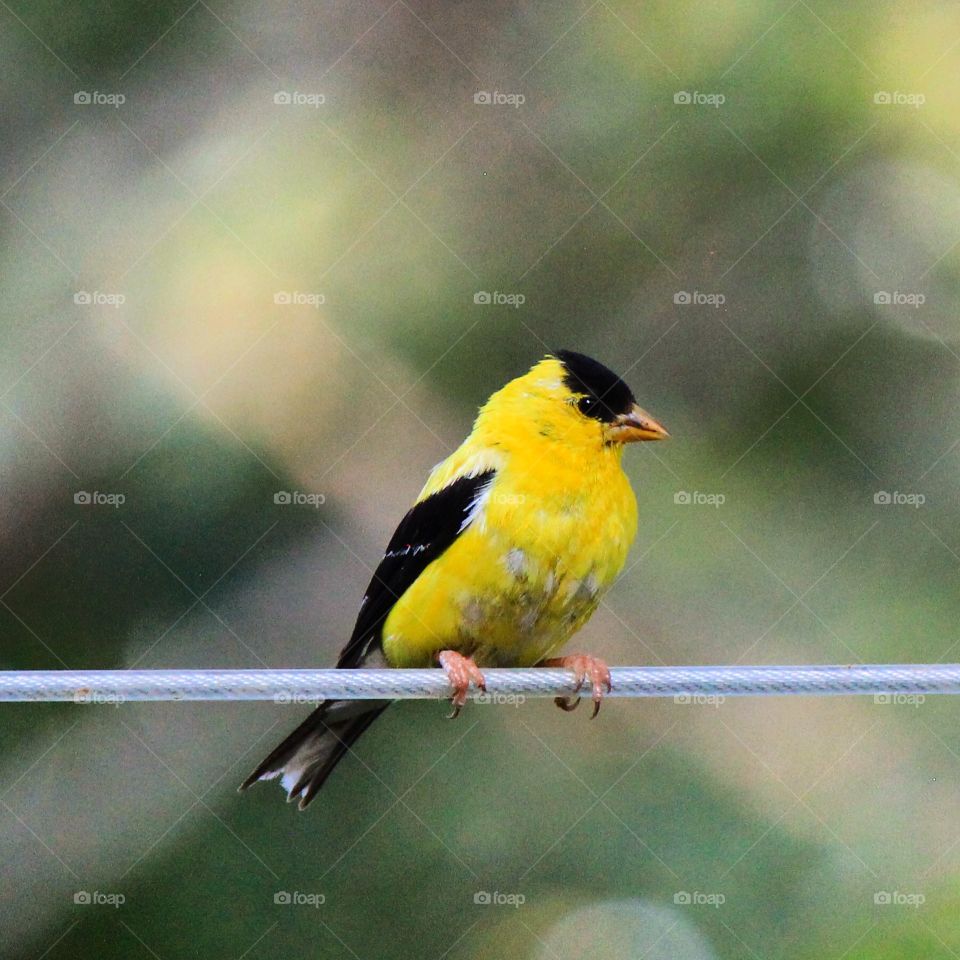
1,664,959,702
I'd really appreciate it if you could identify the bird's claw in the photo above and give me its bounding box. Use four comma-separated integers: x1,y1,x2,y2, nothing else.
545,655,612,718
438,650,486,719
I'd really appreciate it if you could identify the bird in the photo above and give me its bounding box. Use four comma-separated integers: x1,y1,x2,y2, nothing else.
240,349,668,808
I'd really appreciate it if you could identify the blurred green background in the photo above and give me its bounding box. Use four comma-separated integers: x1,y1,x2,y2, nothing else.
3,1,960,957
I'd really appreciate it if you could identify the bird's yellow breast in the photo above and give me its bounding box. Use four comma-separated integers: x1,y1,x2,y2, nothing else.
381,430,637,668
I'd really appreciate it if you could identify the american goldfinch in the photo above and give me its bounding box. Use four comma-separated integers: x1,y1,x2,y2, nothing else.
241,350,667,808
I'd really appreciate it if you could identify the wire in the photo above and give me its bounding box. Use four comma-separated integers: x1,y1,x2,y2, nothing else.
1,664,959,703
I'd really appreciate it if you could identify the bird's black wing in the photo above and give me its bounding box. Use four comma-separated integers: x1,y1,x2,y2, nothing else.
239,468,497,806
337,469,496,668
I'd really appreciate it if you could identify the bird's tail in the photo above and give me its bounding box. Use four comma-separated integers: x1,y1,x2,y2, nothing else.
240,699,390,809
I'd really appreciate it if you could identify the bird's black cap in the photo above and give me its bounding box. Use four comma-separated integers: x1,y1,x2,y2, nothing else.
553,349,636,422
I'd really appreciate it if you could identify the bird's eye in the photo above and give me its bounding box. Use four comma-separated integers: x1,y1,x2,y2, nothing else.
577,396,596,415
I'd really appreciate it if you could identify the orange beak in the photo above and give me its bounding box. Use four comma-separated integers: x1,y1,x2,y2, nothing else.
603,403,670,443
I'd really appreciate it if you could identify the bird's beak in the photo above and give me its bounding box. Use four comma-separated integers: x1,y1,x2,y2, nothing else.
604,403,670,443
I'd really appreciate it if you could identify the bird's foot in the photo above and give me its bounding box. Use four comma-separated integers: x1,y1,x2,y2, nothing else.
544,654,612,718
438,650,486,719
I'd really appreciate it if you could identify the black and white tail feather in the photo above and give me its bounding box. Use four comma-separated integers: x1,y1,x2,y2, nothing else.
240,689,390,809
239,469,496,809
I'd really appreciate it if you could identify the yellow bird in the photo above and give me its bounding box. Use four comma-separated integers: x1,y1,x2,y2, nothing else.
241,350,668,808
